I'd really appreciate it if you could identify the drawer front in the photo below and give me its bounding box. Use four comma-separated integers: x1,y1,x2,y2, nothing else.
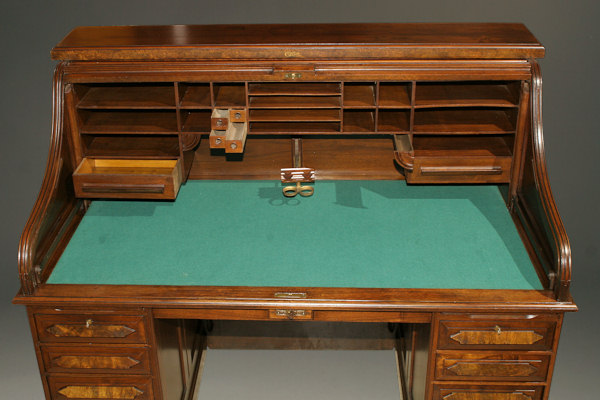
36,314,147,344
438,317,556,351
435,352,550,382
74,172,179,200
408,156,511,184
433,385,543,400
48,376,153,400
41,345,150,374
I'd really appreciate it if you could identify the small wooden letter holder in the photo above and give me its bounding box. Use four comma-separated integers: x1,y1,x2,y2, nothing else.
281,138,315,197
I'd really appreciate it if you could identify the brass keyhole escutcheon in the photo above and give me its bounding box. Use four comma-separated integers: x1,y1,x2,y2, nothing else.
285,72,302,80
85,319,93,328
494,325,502,334
286,310,297,320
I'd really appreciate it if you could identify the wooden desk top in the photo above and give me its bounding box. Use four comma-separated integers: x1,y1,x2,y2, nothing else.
51,23,544,61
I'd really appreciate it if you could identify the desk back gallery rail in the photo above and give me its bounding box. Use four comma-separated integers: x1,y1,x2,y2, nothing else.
13,24,576,400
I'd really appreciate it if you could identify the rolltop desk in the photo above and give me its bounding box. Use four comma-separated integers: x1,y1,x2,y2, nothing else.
14,24,577,400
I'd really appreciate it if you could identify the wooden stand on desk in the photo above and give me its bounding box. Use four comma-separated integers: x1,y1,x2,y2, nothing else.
14,24,576,400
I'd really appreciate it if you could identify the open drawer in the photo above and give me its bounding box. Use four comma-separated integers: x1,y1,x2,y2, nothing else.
395,135,513,184
73,158,181,199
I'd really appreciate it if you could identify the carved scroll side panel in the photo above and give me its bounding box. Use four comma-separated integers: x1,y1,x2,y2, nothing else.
17,62,83,295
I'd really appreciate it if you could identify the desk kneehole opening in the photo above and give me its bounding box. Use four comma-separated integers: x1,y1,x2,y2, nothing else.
153,319,431,400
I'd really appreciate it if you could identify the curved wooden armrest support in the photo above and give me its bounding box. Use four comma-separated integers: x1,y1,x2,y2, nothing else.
517,60,572,301
17,62,83,295
394,151,414,171
393,134,414,171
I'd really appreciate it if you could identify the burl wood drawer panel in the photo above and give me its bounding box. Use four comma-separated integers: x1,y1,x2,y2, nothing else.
432,385,543,400
48,375,153,400
41,345,150,374
35,314,147,344
434,351,550,382
438,315,557,351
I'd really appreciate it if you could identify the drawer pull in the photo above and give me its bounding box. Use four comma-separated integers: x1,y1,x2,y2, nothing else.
58,385,143,399
275,309,305,319
46,323,136,338
450,330,543,345
274,292,307,299
269,309,312,320
53,355,141,370
81,183,165,194
420,165,502,175
443,392,533,400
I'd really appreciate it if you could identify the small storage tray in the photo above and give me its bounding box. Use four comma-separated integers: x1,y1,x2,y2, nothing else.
73,158,181,200
396,136,513,184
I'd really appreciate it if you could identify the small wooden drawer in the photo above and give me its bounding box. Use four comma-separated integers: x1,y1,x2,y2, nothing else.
48,375,153,400
432,384,543,400
407,155,512,184
35,314,147,344
438,316,556,351
73,158,181,200
435,351,550,382
41,345,150,374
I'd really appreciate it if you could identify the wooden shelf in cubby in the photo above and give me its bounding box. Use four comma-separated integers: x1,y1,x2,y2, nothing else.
413,109,515,135
378,110,410,132
181,110,211,133
248,82,341,96
378,83,411,108
214,84,246,107
250,122,340,134
249,109,341,122
179,83,212,108
412,135,513,157
80,110,179,135
249,96,340,109
343,83,376,108
83,135,180,159
77,84,176,109
415,82,519,108
343,110,375,133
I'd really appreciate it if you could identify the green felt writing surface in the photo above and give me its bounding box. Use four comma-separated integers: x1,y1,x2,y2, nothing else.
48,180,542,290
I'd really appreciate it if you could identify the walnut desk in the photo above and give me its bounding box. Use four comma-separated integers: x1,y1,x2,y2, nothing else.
14,24,577,400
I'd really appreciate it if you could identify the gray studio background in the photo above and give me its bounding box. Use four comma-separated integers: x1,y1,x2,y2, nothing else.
1,1,598,398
